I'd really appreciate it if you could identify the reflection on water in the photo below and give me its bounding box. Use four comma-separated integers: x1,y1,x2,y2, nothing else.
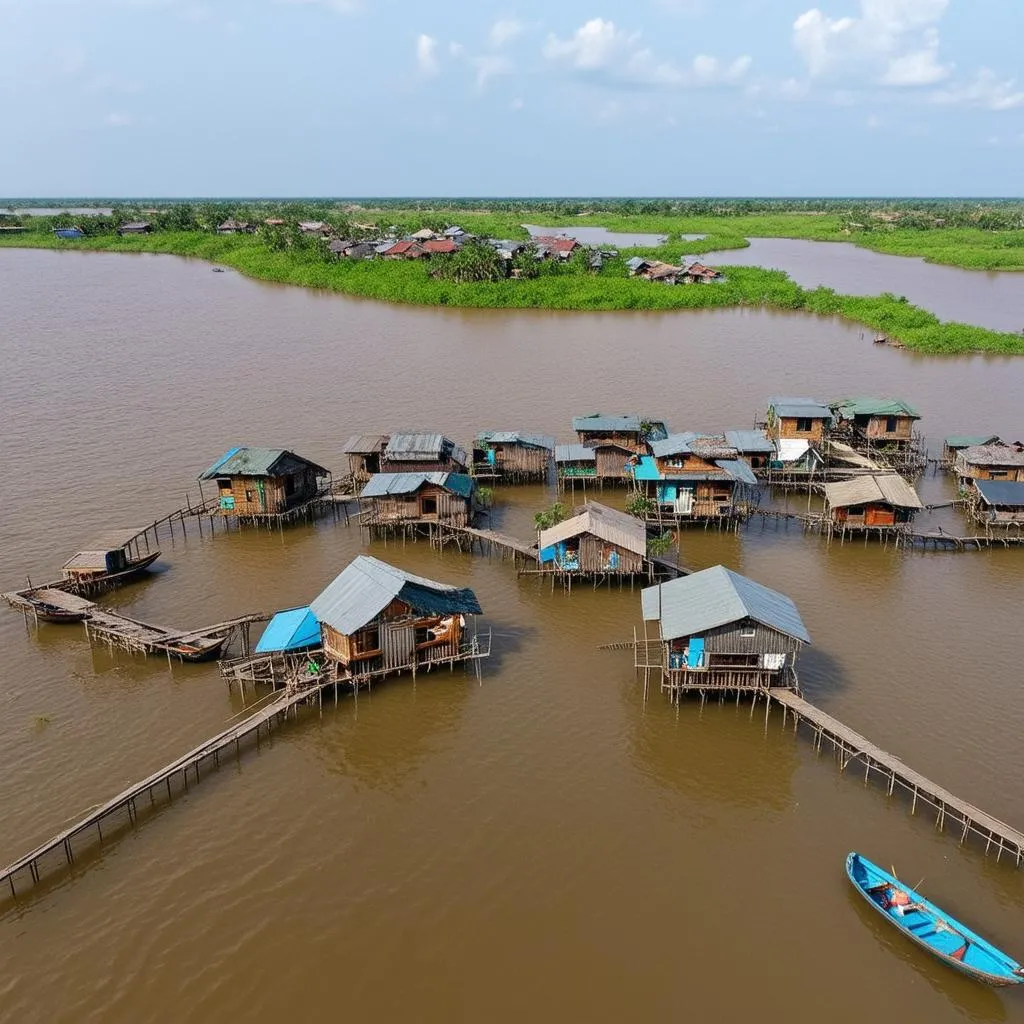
0,248,1021,1024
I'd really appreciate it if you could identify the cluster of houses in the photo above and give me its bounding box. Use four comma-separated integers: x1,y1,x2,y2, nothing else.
625,257,723,285
945,436,1024,526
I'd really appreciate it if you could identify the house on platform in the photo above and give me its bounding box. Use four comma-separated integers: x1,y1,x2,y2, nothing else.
954,442,1024,486
573,414,669,484
724,429,776,472
636,433,758,524
472,431,555,483
380,433,469,474
829,397,921,450
309,555,486,684
248,606,323,685
117,221,152,236
555,444,597,490
765,397,833,447
941,435,1001,470
198,447,330,522
970,480,1024,528
536,502,651,584
822,473,923,540
381,240,428,259
637,566,810,699
680,261,723,283
343,434,389,483
216,218,254,234
532,235,581,260
359,472,475,535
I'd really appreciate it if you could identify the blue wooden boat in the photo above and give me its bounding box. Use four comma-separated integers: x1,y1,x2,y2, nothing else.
846,852,1024,986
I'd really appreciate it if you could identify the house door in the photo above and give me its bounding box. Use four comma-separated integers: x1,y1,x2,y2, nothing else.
383,624,416,670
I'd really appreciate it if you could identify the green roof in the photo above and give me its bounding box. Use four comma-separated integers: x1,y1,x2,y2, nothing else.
199,447,329,480
830,397,920,420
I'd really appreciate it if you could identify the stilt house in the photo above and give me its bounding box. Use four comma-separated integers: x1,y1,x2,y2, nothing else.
555,444,597,489
198,447,330,519
941,435,1001,469
636,433,758,523
343,434,389,483
472,431,555,483
638,566,810,698
572,414,669,483
308,555,485,683
954,442,1024,486
379,433,469,474
251,606,323,684
971,481,1024,527
829,397,921,448
822,474,923,537
536,502,649,582
764,397,833,447
359,472,475,531
724,430,776,472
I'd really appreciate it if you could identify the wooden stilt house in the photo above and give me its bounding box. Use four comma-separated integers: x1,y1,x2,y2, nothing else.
343,434,389,484
379,433,469,474
555,444,598,491
941,435,1001,471
822,473,923,541
472,431,555,483
359,472,476,536
197,447,331,523
829,398,924,472
724,430,776,473
954,442,1024,486
970,481,1024,527
637,565,810,700
572,414,669,484
308,555,487,685
535,502,651,585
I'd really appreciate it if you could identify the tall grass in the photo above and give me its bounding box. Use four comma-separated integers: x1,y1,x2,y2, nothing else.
2,229,1021,354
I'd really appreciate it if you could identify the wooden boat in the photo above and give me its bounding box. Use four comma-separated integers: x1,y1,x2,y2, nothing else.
162,636,227,663
846,852,1024,986
61,530,160,593
32,601,88,624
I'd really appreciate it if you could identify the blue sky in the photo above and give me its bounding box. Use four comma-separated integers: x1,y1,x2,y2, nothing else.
2,0,1023,196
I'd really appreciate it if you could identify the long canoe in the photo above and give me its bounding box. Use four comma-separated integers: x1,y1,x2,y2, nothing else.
846,852,1024,986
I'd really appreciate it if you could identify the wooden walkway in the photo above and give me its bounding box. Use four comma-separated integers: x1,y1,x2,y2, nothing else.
0,683,329,898
762,689,1024,866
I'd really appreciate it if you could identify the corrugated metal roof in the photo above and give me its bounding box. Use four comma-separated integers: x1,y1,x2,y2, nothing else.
641,565,811,644
255,607,321,653
360,472,474,499
554,444,596,463
573,415,670,440
651,432,698,458
944,435,1000,450
384,433,451,458
343,434,388,454
975,480,1024,506
824,474,923,509
715,459,758,485
767,397,832,420
724,429,775,454
830,397,921,420
309,556,481,635
476,431,555,451
959,444,1024,467
198,447,328,480
538,502,646,556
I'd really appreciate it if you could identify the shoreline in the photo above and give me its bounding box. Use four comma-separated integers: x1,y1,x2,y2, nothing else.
2,232,1022,355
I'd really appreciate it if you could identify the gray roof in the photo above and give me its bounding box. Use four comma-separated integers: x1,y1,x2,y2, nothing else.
767,397,832,421
573,415,666,435
360,472,474,499
944,435,1000,450
824,474,923,510
62,530,147,570
538,502,646,556
724,429,776,454
830,397,921,420
310,555,481,635
199,447,328,480
651,432,698,457
641,565,811,644
975,480,1024,506
958,444,1024,467
385,433,452,459
476,431,555,451
625,256,649,270
343,434,388,454
715,459,758,485
554,444,596,463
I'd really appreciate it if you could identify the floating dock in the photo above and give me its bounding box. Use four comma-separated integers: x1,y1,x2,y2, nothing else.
760,688,1024,866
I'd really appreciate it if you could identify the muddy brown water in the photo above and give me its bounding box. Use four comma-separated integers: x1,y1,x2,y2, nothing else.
1,248,1023,1023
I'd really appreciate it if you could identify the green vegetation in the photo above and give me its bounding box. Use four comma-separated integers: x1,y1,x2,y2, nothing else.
535,503,568,531
476,486,494,508
646,532,675,558
625,494,658,518
3,200,1024,354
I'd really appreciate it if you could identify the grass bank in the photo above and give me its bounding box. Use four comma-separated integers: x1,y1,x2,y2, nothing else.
2,230,1022,355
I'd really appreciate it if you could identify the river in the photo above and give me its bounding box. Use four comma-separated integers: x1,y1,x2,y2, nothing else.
705,237,1024,334
0,248,1022,1024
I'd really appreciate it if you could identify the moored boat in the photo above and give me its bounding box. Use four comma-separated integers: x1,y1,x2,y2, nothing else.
61,530,160,593
162,636,227,663
846,852,1024,986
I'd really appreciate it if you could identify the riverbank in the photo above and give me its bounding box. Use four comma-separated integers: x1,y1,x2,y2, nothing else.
2,230,1022,354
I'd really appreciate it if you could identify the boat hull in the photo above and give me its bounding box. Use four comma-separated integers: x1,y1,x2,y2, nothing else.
63,551,161,593
163,637,227,663
34,608,88,624
846,852,1024,986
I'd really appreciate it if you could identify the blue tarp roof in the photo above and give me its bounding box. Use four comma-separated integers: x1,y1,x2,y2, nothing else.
255,607,321,653
360,472,474,498
975,480,1024,506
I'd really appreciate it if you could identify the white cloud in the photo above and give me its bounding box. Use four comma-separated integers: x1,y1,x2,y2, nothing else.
931,68,1024,111
416,34,439,76
278,0,357,13
474,54,514,90
489,18,523,48
449,41,464,57
509,96,525,111
793,0,950,85
866,113,882,128
104,112,133,127
543,18,750,89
